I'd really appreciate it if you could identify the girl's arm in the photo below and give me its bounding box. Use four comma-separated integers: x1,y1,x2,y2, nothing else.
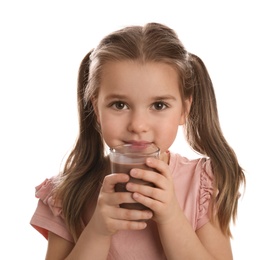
127,157,233,260
156,213,233,260
46,231,111,260
45,173,153,260
46,232,74,260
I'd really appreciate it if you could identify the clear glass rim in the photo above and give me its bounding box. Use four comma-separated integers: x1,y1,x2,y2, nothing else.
109,143,160,157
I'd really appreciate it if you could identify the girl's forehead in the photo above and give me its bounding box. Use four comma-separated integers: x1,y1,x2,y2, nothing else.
97,61,182,102
100,60,179,88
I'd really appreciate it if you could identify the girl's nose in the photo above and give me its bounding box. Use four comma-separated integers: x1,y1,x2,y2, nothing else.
127,111,149,133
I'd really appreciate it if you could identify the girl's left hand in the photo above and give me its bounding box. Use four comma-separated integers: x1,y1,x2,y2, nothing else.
125,157,182,225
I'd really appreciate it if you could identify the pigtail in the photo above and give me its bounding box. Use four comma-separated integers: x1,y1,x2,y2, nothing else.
76,49,105,169
186,53,245,236
63,49,105,173
56,50,107,242
185,53,222,154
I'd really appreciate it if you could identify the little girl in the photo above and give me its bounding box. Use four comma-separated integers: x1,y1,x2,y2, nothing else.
30,22,245,259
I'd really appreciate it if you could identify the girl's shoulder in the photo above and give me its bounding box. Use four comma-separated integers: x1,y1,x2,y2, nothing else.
34,176,62,217
30,176,74,242
169,152,213,179
169,152,215,230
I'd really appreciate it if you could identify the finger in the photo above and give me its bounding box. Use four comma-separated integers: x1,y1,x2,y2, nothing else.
114,207,153,222
145,157,171,179
129,167,166,189
126,182,164,202
108,191,137,206
101,173,130,193
131,192,162,213
110,218,149,231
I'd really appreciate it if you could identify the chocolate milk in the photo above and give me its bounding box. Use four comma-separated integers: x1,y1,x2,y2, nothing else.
111,161,156,210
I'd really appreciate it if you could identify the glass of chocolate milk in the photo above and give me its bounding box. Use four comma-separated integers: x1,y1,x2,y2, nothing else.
109,143,160,210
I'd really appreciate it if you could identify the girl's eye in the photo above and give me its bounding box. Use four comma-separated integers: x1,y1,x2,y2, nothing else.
111,101,128,110
152,102,168,110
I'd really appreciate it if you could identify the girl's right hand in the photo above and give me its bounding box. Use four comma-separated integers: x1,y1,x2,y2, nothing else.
86,173,153,237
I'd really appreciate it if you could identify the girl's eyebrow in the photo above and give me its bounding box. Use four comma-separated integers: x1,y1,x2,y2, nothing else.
104,94,127,101
152,95,177,101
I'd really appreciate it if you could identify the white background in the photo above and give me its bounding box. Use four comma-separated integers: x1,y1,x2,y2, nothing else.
1,0,273,259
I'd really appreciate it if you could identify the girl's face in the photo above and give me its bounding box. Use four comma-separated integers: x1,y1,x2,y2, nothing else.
94,60,190,157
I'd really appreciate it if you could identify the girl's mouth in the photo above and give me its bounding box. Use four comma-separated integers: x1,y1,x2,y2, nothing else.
125,141,152,148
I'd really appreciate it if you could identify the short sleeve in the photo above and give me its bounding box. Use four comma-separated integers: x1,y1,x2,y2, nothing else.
30,178,74,243
196,159,215,230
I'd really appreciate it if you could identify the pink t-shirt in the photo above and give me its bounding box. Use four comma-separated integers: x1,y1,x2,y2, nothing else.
30,153,214,259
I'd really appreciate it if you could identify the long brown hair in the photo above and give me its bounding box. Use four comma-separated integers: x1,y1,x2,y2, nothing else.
54,22,245,241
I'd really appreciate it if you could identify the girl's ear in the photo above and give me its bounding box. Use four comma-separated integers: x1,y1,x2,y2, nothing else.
179,96,192,125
